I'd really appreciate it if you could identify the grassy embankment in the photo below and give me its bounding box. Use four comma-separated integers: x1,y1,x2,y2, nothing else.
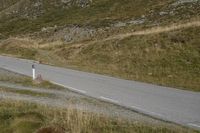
0,100,199,133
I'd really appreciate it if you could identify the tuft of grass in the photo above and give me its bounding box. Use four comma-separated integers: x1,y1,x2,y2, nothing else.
11,119,42,133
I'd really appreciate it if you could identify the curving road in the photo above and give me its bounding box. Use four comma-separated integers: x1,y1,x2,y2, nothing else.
0,55,200,130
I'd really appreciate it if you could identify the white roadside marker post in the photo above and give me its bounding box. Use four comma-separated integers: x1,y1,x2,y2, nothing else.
32,64,36,80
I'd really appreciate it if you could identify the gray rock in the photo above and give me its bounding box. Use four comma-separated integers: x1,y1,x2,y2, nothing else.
172,0,199,6
113,22,127,27
159,11,168,16
48,26,96,43
128,18,146,25
60,0,92,8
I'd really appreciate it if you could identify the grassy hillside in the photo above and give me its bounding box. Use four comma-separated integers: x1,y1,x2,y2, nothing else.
0,0,199,91
0,0,18,11
0,0,199,37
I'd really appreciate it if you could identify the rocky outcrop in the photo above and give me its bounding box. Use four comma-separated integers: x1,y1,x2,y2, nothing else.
172,0,199,6
60,0,92,7
37,25,96,43
0,0,44,19
0,0,92,19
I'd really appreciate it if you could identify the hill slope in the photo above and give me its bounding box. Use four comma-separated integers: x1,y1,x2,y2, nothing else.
0,0,200,91
0,0,199,37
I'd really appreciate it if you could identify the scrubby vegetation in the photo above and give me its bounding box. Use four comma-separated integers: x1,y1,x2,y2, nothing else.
0,100,198,133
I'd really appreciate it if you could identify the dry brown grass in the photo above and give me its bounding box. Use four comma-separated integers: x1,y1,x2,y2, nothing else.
0,100,198,133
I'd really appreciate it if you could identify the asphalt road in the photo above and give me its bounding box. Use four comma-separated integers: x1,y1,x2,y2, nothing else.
0,55,200,130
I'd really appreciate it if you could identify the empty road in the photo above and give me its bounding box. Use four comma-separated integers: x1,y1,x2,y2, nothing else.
0,55,200,130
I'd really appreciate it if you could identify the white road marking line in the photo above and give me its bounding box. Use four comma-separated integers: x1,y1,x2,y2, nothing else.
188,123,200,128
100,96,119,104
51,81,86,94
131,105,164,118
